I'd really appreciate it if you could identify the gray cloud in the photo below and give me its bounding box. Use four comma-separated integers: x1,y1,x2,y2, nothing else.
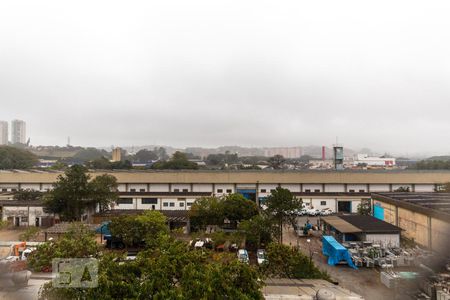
1,0,449,154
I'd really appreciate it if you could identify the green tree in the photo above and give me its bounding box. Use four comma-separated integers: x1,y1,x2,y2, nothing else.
189,196,225,230
239,214,278,249
72,147,107,163
38,235,264,299
109,211,169,248
222,193,258,228
265,187,302,243
49,161,67,170
85,157,111,169
0,146,38,169
357,199,371,215
133,149,158,163
28,223,99,272
89,174,119,212
13,189,43,201
19,227,41,241
154,147,169,160
43,166,118,221
262,243,329,280
268,155,286,169
151,151,198,170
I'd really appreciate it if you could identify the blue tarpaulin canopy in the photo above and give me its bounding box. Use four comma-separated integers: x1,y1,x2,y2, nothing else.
322,235,357,269
95,221,111,237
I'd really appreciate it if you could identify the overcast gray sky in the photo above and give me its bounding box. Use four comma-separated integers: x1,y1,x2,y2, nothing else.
1,0,449,155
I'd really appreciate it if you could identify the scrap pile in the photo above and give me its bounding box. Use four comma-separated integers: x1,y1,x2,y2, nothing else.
342,241,433,269
414,261,450,300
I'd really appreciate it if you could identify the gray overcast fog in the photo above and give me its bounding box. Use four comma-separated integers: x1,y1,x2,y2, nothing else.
1,0,449,155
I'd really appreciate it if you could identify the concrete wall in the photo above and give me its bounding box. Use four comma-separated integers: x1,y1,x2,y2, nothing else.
150,184,170,192
324,184,346,192
430,218,450,254
365,233,400,247
192,184,213,192
398,207,430,248
369,184,390,192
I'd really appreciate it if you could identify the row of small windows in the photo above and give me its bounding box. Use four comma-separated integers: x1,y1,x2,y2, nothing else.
117,198,193,207
125,188,367,193
129,188,191,192
216,189,233,193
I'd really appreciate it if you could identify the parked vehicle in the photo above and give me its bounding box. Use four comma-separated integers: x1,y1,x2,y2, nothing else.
320,209,333,216
237,249,249,264
306,208,319,216
256,249,267,265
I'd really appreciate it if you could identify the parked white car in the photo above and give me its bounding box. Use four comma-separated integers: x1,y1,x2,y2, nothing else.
320,209,333,216
237,249,249,264
257,249,267,265
306,208,319,216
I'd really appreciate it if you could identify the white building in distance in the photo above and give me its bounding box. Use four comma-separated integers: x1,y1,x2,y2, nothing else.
11,119,26,144
264,147,302,159
0,121,8,145
353,154,396,167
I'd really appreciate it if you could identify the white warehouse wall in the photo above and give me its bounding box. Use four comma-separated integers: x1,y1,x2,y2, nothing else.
324,184,346,192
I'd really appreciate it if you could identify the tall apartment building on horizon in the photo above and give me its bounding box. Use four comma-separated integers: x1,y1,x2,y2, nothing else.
11,119,26,144
0,121,8,145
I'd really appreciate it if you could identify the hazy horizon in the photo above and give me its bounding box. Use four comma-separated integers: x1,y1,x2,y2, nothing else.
1,0,450,155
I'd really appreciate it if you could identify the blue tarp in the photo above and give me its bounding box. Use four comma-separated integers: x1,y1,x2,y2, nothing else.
322,236,357,269
373,203,385,221
95,221,111,238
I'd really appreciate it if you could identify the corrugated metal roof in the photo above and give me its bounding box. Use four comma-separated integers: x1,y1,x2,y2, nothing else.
321,216,362,233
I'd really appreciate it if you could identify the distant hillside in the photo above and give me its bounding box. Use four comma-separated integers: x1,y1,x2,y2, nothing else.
29,146,83,158
426,156,450,161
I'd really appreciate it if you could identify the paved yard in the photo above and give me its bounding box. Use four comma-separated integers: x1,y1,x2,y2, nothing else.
282,217,395,300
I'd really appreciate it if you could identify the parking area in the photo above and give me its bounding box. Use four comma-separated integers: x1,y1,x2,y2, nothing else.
283,217,395,300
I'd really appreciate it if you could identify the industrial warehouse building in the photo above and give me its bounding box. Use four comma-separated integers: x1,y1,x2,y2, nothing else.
1,170,450,229
372,193,450,254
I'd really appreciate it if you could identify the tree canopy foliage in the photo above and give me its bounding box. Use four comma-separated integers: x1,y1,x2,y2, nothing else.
38,225,264,299
0,146,38,169
415,159,450,170
43,165,118,221
268,155,286,169
239,214,278,249
265,187,302,243
151,151,198,170
28,223,99,272
261,243,330,280
357,199,371,215
85,156,132,169
13,189,43,201
205,152,239,166
189,194,258,230
109,211,169,248
72,147,109,163
189,196,225,229
133,149,158,163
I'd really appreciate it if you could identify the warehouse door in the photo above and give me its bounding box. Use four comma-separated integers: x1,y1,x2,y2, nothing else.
237,189,256,202
338,201,351,213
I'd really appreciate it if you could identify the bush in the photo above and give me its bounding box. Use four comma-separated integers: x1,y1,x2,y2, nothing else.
0,220,9,230
262,243,330,280
38,235,264,299
27,223,99,272
19,227,41,241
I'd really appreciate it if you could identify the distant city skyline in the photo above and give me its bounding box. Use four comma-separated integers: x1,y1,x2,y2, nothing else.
0,119,27,145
